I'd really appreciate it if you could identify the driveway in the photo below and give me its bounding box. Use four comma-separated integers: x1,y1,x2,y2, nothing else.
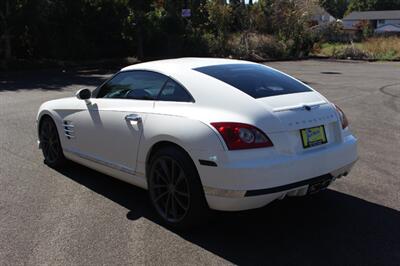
0,60,399,265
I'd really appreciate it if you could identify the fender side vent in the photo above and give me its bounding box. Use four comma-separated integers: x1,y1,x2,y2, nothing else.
199,160,217,167
63,120,75,139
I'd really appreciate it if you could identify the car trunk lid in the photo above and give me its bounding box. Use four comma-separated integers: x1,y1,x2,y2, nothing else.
255,92,342,154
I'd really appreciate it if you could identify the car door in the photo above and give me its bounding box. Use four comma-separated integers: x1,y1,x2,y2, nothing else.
66,70,169,174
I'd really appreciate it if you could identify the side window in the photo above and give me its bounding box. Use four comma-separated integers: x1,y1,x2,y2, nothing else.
158,79,192,102
97,71,168,100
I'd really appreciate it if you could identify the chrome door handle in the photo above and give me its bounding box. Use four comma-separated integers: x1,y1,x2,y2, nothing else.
125,114,142,122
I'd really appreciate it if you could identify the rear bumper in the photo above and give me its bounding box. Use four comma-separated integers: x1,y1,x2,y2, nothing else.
199,134,357,211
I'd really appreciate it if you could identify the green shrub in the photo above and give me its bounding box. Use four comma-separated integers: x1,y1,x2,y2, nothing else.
227,32,286,60
332,45,369,59
315,37,400,61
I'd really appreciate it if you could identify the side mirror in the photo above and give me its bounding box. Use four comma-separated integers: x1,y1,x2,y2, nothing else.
75,88,91,100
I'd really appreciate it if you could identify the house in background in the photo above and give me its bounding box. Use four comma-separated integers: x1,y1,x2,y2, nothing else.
342,10,400,34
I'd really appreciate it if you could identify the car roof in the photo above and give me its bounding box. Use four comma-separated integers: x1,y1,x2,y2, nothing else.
120,57,255,75
119,58,264,110
116,58,319,120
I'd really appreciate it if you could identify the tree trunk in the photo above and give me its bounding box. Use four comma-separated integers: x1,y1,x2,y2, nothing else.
136,27,144,60
135,16,144,60
1,0,12,60
3,30,11,60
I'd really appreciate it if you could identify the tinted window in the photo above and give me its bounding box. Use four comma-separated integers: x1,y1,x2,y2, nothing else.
194,64,311,98
158,79,192,102
97,71,168,100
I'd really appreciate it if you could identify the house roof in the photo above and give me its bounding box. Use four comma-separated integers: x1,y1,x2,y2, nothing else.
343,10,400,20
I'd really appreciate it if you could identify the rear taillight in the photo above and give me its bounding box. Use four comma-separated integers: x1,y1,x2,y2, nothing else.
334,104,349,129
211,122,273,150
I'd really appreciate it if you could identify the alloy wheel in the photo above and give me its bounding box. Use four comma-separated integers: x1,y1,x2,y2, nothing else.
149,156,190,223
40,119,61,164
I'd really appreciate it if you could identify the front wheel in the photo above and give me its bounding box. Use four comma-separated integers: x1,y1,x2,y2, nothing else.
148,146,209,229
39,116,66,168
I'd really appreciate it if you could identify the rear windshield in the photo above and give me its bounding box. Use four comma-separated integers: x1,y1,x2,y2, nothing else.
194,64,311,98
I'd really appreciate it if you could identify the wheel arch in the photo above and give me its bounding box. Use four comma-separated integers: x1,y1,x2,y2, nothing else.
38,113,52,127
146,139,212,225
37,110,65,150
145,140,199,179
37,112,55,138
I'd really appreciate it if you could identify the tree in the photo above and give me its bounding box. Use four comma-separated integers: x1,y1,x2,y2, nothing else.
346,0,377,13
373,0,400,10
228,0,250,32
0,0,28,59
127,0,153,60
0,0,12,59
319,0,349,18
346,0,400,13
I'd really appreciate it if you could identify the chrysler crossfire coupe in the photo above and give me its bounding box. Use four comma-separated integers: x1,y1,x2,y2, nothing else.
37,58,358,227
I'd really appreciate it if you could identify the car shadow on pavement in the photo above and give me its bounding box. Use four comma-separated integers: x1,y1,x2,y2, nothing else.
58,162,400,266
0,69,113,91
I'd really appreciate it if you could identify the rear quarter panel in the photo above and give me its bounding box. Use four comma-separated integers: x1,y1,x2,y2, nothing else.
136,110,225,180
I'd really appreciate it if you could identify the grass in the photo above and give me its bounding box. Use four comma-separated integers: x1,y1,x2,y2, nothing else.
313,37,400,61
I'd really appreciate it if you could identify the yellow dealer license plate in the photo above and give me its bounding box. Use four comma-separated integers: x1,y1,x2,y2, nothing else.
300,125,327,149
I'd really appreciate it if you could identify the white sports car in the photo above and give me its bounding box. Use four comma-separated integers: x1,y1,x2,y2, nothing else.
37,58,358,227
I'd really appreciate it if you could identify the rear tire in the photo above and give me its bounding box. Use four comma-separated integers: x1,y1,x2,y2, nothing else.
39,116,66,168
148,146,209,229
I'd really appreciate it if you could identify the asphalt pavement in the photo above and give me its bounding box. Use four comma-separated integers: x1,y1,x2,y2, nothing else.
0,60,399,265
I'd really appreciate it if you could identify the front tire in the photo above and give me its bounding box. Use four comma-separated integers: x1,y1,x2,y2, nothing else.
148,146,209,229
39,116,66,168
